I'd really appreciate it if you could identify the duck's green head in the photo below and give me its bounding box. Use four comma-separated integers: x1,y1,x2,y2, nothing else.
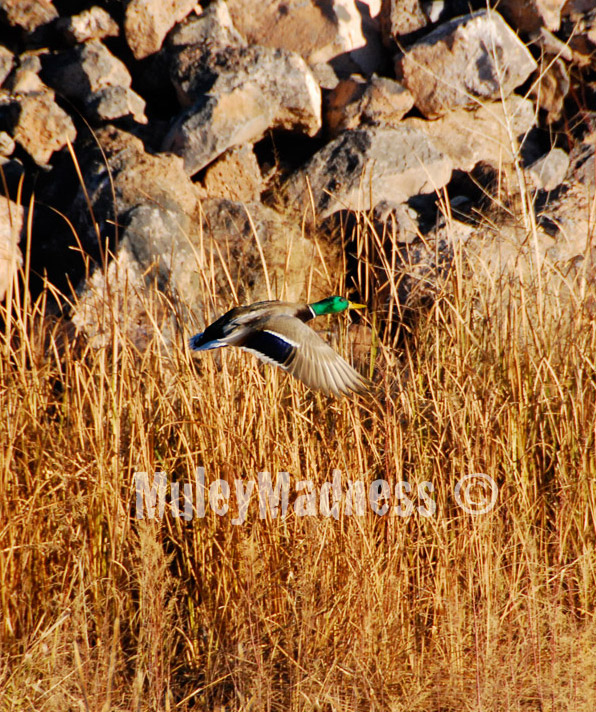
309,296,366,316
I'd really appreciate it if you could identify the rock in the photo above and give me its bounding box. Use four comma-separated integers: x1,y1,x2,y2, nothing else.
89,86,148,124
163,45,321,175
526,148,569,191
124,0,197,60
225,0,337,59
57,6,119,45
0,130,14,156
226,0,384,76
379,0,429,45
41,40,147,124
71,127,200,254
283,126,453,218
559,2,596,65
201,145,263,202
530,56,570,122
168,0,245,49
5,52,50,95
325,74,414,137
395,10,537,119
401,96,537,173
309,62,341,91
0,47,14,87
0,0,57,33
316,0,384,76
73,198,315,349
196,199,314,305
0,88,76,165
529,27,573,61
497,0,566,33
0,195,23,301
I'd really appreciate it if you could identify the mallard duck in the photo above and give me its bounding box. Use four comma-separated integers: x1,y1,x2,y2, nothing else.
189,296,369,397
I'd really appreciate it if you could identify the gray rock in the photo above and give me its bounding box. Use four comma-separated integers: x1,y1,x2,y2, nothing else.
124,0,197,60
163,45,321,175
0,88,76,165
325,74,414,137
0,195,23,301
195,199,314,306
168,0,245,49
526,148,569,191
57,6,119,45
395,10,538,119
283,126,453,218
87,86,148,124
42,40,146,123
401,96,537,173
0,0,57,32
71,127,200,253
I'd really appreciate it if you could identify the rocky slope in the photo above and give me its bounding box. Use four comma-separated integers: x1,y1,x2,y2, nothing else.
0,0,594,344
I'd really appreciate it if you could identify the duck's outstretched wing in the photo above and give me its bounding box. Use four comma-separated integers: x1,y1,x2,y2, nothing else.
239,315,369,397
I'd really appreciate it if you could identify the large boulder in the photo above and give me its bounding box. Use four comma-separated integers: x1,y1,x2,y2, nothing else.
283,126,453,218
395,10,537,119
401,96,537,173
225,0,384,76
163,45,321,175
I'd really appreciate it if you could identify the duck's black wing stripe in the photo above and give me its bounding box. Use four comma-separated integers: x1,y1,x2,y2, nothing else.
241,330,295,366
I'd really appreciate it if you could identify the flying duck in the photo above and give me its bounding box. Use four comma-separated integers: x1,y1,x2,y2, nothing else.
189,296,369,397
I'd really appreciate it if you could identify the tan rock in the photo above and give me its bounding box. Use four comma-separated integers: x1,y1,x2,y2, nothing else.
7,89,77,165
57,6,119,44
226,0,338,60
226,0,384,76
0,196,23,302
0,46,13,87
379,0,428,45
396,10,537,119
201,145,263,202
530,56,570,122
124,0,197,60
325,74,414,137
0,0,57,32
526,148,569,191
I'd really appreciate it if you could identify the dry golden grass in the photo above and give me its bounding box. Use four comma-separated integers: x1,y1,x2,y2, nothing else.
1,141,596,711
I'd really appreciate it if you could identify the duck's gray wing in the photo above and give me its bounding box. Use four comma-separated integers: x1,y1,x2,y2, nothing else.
239,315,369,397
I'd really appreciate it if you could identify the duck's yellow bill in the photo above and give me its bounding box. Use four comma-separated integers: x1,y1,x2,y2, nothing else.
348,301,366,310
